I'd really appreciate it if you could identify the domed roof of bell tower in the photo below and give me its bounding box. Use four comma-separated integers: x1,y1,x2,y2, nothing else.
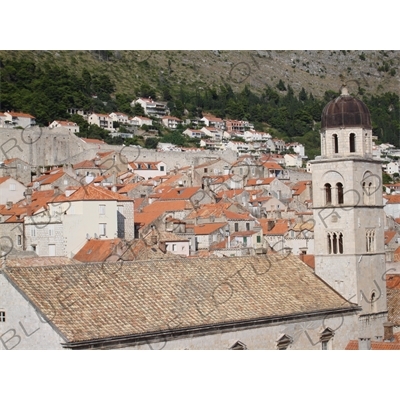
321,85,372,130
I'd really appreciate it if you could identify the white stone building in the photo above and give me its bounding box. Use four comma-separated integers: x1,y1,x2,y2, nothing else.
23,185,134,257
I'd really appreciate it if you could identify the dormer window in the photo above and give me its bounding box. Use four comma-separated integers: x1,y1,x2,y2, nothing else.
320,328,335,350
229,341,247,350
277,334,293,350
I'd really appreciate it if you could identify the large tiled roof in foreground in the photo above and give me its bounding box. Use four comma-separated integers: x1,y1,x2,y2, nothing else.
3,254,358,345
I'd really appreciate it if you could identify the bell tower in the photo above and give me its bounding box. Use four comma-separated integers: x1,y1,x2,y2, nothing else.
311,85,387,340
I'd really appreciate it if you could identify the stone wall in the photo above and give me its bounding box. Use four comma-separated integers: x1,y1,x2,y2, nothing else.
0,127,237,171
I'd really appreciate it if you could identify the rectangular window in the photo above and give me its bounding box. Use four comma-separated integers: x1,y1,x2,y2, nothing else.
246,222,250,231
30,226,36,237
160,166,165,172
99,223,106,236
9,183,16,191
0,311,5,322
48,244,56,256
257,236,261,243
99,204,106,215
17,235,22,246
48,226,54,237
234,223,239,232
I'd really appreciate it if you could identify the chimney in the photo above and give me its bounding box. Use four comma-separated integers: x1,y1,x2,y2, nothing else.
383,322,394,342
267,220,275,231
25,187,32,204
6,201,13,210
54,186,61,196
358,338,371,350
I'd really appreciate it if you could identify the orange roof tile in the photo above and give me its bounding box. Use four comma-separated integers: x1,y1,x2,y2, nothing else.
246,178,274,186
50,185,131,202
384,195,400,204
74,239,121,262
384,230,397,245
345,340,400,350
191,222,227,235
7,111,35,118
291,181,311,196
142,200,191,214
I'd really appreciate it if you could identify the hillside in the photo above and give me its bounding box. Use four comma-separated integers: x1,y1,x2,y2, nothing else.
0,50,399,160
1,50,399,98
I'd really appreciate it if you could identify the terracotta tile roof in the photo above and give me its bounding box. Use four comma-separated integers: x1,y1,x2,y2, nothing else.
158,187,202,201
134,211,160,227
224,210,253,221
345,340,400,350
384,195,400,204
394,247,400,262
185,203,225,219
291,181,311,196
246,178,274,186
3,158,21,165
28,171,69,187
50,185,131,202
73,159,97,169
261,219,289,235
2,254,359,345
263,161,283,170
191,222,227,235
1,190,59,217
7,111,35,118
117,183,141,194
142,200,192,214
384,230,397,245
74,239,122,263
0,176,11,184
53,120,77,127
387,274,400,326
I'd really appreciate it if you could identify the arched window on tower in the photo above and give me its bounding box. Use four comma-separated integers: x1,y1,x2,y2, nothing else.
325,183,332,205
349,133,356,153
332,233,338,254
338,233,343,254
333,134,338,154
337,183,344,204
327,231,344,255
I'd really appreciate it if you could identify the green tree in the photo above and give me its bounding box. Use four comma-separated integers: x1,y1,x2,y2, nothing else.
144,137,159,149
276,79,286,91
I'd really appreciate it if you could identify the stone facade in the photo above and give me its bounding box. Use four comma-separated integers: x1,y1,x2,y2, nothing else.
311,87,388,341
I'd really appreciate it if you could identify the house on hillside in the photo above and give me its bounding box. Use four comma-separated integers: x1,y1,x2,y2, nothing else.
49,120,80,134
3,112,36,128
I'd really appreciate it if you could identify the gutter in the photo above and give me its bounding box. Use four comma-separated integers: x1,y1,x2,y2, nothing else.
62,305,360,349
